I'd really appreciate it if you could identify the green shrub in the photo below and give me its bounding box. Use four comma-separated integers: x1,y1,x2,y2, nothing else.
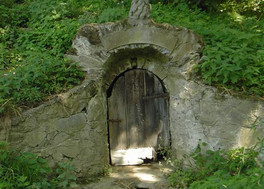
168,143,264,188
152,1,264,97
0,0,85,115
0,53,84,114
0,141,51,188
186,0,264,17
50,162,78,189
0,0,132,115
0,141,78,189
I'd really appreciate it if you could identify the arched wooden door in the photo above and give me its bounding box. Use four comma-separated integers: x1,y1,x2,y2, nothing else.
107,69,170,165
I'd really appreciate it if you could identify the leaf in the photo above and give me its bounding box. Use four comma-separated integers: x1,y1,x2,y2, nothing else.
70,182,78,188
58,180,68,188
67,174,76,180
57,172,67,179
230,74,239,84
18,175,28,183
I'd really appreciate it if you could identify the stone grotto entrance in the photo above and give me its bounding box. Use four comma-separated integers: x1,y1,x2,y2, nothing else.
107,69,170,165
4,0,263,179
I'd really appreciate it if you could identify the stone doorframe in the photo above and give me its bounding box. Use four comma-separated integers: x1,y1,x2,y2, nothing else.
68,21,203,82
66,0,203,166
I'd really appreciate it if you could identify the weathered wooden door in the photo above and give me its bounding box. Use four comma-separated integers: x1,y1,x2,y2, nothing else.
108,69,170,165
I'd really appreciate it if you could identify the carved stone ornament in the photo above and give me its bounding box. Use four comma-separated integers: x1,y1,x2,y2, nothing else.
129,0,151,25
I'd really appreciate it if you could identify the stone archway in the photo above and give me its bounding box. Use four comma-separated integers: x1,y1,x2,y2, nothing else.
107,69,170,165
64,0,203,173
1,0,206,178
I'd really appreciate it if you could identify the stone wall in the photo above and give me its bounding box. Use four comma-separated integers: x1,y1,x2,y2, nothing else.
1,2,263,178
0,82,109,177
167,79,264,158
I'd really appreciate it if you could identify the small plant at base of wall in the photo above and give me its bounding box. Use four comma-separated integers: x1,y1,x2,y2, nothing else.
0,141,78,189
167,142,264,188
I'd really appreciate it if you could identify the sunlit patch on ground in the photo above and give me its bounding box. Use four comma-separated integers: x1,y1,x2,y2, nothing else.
111,147,155,165
82,161,173,189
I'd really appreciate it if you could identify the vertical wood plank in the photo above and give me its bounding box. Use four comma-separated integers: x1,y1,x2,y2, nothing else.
108,75,127,153
153,74,170,147
143,71,157,147
124,70,145,149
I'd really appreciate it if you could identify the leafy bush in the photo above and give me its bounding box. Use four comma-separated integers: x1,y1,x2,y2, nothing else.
0,141,50,188
51,162,78,189
168,143,264,188
186,0,264,17
1,53,83,105
0,141,78,189
0,0,132,115
152,1,264,97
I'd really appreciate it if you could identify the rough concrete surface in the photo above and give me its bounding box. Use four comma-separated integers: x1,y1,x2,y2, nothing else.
81,162,173,189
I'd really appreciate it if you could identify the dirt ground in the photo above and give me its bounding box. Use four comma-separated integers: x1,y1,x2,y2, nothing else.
79,161,174,189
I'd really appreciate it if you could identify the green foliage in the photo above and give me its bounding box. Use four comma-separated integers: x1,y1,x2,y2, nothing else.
152,1,264,97
0,141,78,189
1,53,83,105
98,7,127,23
0,0,130,115
1,0,264,115
0,141,50,188
186,0,264,17
52,162,78,189
198,29,264,96
168,143,264,188
0,0,85,115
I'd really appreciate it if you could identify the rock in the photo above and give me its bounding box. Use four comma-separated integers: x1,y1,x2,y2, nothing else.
56,113,86,134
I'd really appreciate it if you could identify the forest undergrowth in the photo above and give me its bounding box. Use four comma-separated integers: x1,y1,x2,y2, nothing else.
1,0,263,115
